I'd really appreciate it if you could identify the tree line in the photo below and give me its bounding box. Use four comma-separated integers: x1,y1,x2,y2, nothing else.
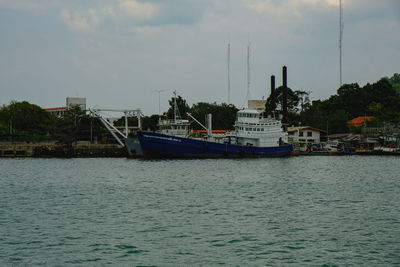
265,73,400,133
1,73,399,142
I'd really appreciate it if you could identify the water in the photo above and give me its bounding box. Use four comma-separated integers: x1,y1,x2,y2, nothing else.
0,157,399,266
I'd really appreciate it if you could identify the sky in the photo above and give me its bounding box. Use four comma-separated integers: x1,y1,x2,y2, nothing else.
1,0,399,115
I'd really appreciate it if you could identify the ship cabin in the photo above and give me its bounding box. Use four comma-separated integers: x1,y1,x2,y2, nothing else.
234,109,285,147
158,119,190,137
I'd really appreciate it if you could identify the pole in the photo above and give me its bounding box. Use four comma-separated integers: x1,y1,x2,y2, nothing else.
339,0,343,86
124,111,128,138
227,43,231,104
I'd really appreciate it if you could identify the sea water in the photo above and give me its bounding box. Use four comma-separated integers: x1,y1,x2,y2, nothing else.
0,157,399,266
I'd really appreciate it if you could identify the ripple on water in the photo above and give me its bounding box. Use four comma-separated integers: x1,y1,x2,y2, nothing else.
0,157,399,266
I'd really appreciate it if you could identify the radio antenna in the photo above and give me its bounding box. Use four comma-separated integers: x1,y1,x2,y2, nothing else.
227,42,231,104
339,0,344,86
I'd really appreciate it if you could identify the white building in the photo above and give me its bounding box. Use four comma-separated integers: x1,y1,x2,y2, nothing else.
44,106,67,117
66,97,86,111
45,97,87,117
287,126,326,145
248,100,267,113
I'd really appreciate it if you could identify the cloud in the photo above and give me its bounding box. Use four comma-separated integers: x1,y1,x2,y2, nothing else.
118,0,158,19
244,0,340,17
89,8,100,26
60,9,91,32
102,6,116,17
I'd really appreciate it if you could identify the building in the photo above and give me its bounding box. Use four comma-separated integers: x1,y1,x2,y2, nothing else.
45,97,87,117
288,126,327,145
248,100,267,113
44,106,67,117
347,116,375,127
66,97,86,111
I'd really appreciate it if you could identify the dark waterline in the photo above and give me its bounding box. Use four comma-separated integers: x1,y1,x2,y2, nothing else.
1,157,399,266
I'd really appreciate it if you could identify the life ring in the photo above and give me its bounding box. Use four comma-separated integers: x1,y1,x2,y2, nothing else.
306,148,310,153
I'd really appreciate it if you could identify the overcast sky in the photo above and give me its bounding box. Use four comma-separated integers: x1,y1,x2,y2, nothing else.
1,0,399,115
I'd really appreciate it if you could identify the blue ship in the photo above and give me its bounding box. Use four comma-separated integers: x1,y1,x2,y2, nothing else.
136,130,293,158
129,107,293,158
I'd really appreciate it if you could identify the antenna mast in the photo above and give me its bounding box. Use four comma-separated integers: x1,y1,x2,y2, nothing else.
339,0,344,86
227,43,231,104
246,42,251,104
154,89,165,117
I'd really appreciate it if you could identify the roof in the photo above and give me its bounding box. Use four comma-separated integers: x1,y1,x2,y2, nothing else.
287,126,327,133
45,107,67,111
238,109,259,114
327,133,350,139
347,116,375,127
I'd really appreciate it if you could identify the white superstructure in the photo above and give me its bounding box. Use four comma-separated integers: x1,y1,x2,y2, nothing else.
158,119,190,137
232,109,287,147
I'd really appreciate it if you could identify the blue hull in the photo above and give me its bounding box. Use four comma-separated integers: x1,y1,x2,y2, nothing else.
137,131,293,158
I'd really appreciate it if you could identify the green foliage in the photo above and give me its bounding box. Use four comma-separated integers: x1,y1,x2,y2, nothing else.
189,102,238,130
142,115,160,131
166,95,190,120
0,101,55,140
51,106,106,144
328,109,349,133
296,76,400,133
265,86,300,116
389,73,400,95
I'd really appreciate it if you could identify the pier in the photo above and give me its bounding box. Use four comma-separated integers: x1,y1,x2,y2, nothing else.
0,142,127,158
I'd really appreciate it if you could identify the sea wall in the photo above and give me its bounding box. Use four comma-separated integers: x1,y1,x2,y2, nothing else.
0,142,127,158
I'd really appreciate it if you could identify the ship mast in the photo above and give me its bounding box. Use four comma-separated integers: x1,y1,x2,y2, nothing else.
173,90,177,123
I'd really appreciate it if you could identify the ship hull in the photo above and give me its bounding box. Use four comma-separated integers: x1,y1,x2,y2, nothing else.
124,136,143,157
136,131,293,158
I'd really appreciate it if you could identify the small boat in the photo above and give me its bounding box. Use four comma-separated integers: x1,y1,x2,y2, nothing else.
133,108,293,158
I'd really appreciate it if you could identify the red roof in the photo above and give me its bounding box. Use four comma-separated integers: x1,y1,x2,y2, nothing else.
45,107,66,111
347,116,375,127
287,126,327,133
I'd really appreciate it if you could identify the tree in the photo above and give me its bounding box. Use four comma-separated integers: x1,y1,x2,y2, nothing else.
142,115,160,131
0,101,55,140
265,86,301,116
389,73,400,95
327,109,349,134
166,95,190,120
189,102,238,130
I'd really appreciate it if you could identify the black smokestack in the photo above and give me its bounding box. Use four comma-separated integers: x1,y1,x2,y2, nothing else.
282,66,288,124
270,75,275,96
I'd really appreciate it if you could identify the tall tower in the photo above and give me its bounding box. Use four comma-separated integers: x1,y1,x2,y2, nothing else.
227,43,231,104
246,42,251,104
339,0,344,86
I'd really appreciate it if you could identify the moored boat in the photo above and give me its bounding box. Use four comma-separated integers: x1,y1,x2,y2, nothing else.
134,108,293,158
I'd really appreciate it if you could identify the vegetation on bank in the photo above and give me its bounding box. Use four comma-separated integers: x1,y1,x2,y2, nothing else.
265,73,400,133
1,73,399,142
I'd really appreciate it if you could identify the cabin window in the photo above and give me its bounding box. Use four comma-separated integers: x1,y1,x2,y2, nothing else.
299,132,304,137
307,131,312,137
